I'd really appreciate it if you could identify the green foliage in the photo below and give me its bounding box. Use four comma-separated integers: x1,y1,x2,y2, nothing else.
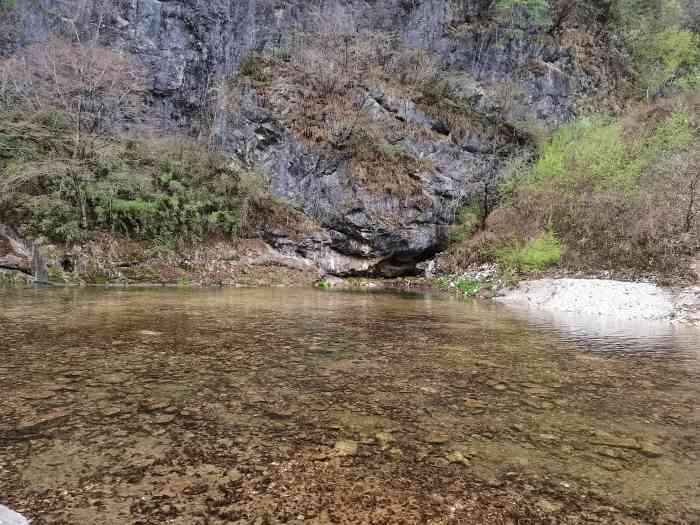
176,276,192,287
91,141,264,241
454,276,481,295
645,109,695,152
0,0,16,10
0,110,267,243
676,68,700,89
238,53,272,85
614,0,700,96
489,96,700,272
507,110,695,196
635,28,699,96
495,0,552,28
14,194,84,243
494,231,563,272
533,117,637,187
435,275,482,295
450,200,484,244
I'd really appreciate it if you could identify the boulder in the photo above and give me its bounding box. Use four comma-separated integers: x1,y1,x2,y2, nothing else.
0,225,47,282
0,505,29,525
0,225,32,274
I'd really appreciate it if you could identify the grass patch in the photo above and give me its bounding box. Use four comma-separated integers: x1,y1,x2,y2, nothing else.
435,275,482,296
493,231,563,272
454,276,481,295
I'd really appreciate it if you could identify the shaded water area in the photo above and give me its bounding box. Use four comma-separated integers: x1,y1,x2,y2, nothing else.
0,288,698,524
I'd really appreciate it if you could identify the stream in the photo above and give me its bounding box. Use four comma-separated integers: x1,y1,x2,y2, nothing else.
0,287,698,524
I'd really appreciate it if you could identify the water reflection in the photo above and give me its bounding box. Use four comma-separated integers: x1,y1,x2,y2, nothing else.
504,303,700,357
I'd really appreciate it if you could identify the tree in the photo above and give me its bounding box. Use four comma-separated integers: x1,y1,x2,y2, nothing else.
0,24,146,229
613,0,700,97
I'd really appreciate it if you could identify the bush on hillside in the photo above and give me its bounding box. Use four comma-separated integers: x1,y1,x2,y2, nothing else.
493,231,563,272
0,110,269,243
491,94,700,273
613,0,700,97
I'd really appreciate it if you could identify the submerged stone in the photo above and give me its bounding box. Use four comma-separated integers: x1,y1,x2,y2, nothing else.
139,330,163,337
639,442,664,458
334,440,358,457
101,373,130,385
446,451,470,466
375,431,394,450
423,433,450,445
152,414,176,425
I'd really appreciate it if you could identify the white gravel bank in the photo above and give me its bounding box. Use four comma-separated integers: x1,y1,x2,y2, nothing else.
496,278,700,323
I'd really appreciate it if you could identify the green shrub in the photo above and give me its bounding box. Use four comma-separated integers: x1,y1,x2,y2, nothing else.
450,200,484,244
0,117,267,243
676,68,700,90
614,0,700,97
524,116,640,190
494,231,563,272
454,277,481,295
489,96,699,273
495,0,551,28
634,28,699,97
507,110,694,196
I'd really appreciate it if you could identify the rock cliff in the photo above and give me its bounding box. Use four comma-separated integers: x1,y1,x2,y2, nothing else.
3,0,622,276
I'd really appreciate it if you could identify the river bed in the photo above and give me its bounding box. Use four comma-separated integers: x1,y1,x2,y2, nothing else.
0,288,698,524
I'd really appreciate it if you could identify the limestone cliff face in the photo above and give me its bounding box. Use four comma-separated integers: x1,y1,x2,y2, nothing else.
5,0,619,276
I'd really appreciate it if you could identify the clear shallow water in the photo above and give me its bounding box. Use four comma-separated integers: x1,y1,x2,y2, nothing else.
0,288,698,524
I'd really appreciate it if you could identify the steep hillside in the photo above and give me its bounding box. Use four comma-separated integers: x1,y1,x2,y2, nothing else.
1,0,697,283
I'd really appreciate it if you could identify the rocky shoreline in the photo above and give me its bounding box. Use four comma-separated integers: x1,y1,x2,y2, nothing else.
3,225,700,325
325,271,700,326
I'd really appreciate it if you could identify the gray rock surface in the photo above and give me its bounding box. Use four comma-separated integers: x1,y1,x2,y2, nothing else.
0,224,47,282
0,505,29,525
0,224,32,274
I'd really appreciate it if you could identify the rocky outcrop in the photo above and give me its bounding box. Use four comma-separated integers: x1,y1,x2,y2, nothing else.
0,225,32,275
0,225,47,283
3,0,622,276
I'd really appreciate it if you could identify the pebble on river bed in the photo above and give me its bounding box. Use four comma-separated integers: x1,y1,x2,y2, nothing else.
334,440,358,457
